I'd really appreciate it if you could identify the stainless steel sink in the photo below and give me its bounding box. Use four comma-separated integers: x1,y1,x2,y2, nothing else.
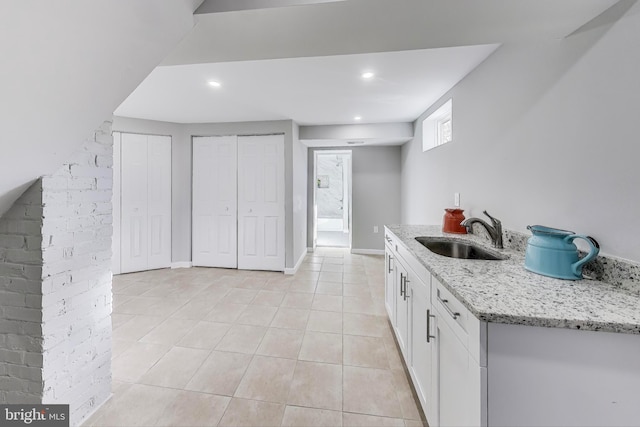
415,237,507,260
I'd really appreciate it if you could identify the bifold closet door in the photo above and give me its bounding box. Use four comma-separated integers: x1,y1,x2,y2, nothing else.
146,136,172,270
192,136,238,268
238,134,285,271
121,133,171,273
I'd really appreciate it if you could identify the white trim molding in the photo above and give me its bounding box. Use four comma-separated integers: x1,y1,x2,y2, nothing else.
284,250,307,275
307,247,314,253
351,248,385,256
171,261,193,269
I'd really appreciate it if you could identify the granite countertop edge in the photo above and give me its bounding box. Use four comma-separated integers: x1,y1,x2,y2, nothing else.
386,224,640,335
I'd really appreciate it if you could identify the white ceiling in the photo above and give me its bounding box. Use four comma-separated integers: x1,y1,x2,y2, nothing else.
114,0,619,139
115,45,499,125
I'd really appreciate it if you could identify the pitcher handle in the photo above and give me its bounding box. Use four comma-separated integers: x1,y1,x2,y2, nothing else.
564,235,600,277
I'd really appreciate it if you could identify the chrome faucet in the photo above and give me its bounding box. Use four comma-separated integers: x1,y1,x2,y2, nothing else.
461,211,503,249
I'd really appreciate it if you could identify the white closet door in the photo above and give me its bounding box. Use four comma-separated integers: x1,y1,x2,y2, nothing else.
120,133,172,273
121,133,149,273
238,134,285,271
147,135,172,270
192,136,238,268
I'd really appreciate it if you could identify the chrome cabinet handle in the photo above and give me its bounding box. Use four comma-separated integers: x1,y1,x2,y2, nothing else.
387,254,393,273
399,273,405,297
426,309,436,343
437,294,460,320
403,277,410,301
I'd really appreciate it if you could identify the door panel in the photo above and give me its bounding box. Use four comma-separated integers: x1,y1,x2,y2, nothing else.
131,216,144,258
192,136,238,268
121,133,149,273
146,135,171,270
242,216,259,257
264,216,279,257
150,215,163,255
237,134,285,271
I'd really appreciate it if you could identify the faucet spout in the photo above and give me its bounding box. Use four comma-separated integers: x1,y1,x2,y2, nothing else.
460,211,503,249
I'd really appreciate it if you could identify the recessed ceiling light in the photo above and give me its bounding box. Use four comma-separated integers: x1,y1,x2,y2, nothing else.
354,116,362,121
361,72,375,79
208,80,221,87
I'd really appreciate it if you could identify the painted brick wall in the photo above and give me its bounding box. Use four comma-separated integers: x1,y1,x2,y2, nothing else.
0,181,44,404
40,121,113,425
0,121,113,426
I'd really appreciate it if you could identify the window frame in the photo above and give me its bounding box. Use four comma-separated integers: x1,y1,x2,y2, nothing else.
422,99,453,152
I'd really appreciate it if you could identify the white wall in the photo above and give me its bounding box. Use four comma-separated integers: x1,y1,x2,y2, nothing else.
0,123,114,426
40,123,114,426
401,2,640,262
292,122,308,267
0,1,199,218
307,146,401,252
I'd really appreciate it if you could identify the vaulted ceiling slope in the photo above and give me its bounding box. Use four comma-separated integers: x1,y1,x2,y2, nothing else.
163,0,618,65
0,0,203,217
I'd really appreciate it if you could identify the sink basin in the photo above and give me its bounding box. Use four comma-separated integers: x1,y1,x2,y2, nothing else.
415,237,507,260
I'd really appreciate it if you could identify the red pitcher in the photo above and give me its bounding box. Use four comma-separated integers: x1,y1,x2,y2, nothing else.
442,208,467,234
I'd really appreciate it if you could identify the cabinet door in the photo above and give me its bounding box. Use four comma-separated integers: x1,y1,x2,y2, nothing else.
394,259,409,360
410,276,435,417
384,246,395,323
237,135,285,271
192,136,238,268
435,308,472,427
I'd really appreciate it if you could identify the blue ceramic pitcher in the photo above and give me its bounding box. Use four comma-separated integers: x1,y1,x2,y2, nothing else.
524,225,600,280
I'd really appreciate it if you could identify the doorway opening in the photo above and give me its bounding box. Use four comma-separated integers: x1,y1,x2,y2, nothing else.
314,150,352,248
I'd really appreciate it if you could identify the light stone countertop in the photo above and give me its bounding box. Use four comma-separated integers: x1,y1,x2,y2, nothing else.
386,224,640,335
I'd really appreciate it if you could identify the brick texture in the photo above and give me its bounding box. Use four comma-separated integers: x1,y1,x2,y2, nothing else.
0,180,44,404
0,121,113,426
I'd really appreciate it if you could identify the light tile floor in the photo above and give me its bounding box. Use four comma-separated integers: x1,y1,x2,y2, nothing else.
84,248,426,427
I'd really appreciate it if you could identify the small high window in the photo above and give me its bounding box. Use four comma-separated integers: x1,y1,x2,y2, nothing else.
422,99,453,152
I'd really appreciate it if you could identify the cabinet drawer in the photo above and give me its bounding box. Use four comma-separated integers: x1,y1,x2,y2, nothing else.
434,277,469,347
384,229,395,248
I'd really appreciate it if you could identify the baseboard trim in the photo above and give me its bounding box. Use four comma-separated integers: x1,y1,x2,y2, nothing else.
351,248,385,256
284,251,307,275
307,247,314,253
171,262,192,269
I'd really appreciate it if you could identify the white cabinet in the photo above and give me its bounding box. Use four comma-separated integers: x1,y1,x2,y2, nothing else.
434,312,472,427
385,228,640,427
394,259,410,359
432,277,484,427
384,227,484,427
409,274,435,418
117,132,172,274
385,228,436,418
384,234,396,322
